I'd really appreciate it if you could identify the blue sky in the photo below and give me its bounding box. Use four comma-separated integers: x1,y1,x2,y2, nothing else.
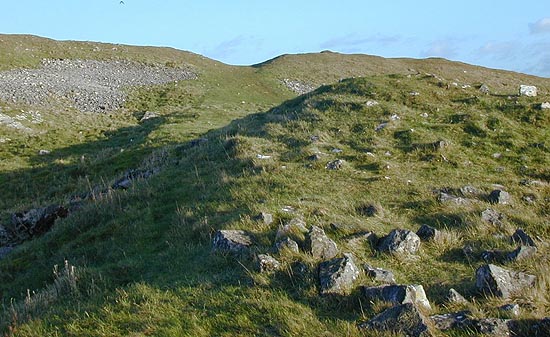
1,0,549,77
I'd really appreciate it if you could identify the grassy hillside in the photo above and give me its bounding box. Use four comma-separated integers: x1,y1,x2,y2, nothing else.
0,35,549,336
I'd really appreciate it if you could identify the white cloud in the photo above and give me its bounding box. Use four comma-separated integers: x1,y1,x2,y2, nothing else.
203,36,263,62
420,40,458,59
529,18,550,34
477,41,519,60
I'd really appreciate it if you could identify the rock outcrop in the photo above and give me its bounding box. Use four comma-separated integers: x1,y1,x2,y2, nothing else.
318,253,360,295
377,229,421,254
475,264,536,299
362,284,431,311
358,303,432,337
307,226,338,260
212,230,253,254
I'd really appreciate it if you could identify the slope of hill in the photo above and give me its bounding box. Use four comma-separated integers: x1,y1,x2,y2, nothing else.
0,34,549,336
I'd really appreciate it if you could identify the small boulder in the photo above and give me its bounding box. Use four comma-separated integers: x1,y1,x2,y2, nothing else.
140,111,159,122
475,264,536,299
447,288,469,304
416,224,440,242
276,218,308,243
437,191,471,205
468,318,513,337
275,237,300,254
358,303,432,337
212,230,253,254
499,304,520,317
506,245,537,262
511,228,536,247
364,264,396,284
430,311,471,331
541,102,550,109
377,229,421,255
519,85,537,97
319,253,360,295
488,189,511,205
325,159,344,170
253,212,273,225
362,284,431,311
479,84,490,95
11,205,69,240
307,226,338,260
460,185,482,196
257,254,281,273
481,208,505,226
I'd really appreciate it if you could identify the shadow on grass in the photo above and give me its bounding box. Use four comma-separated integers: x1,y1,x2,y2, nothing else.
0,116,167,212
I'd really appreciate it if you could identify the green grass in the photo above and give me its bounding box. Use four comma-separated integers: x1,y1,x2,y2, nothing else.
0,34,549,336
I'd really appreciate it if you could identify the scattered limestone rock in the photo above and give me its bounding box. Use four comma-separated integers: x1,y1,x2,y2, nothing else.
499,304,520,317
460,185,482,197
253,212,273,225
325,159,344,170
281,78,314,95
475,264,536,299
318,253,360,295
140,111,159,122
481,208,505,226
0,113,33,132
362,284,432,311
541,102,550,109
468,318,513,337
506,245,537,262
11,205,69,241
377,229,421,255
416,224,440,242
519,85,537,97
358,303,432,337
307,226,338,260
38,149,51,155
276,218,308,243
488,189,511,204
430,311,471,331
366,100,379,107
511,228,536,247
257,254,281,273
212,230,253,254
479,84,490,95
364,264,396,284
437,191,471,205
375,122,388,132
275,237,300,254
447,288,469,304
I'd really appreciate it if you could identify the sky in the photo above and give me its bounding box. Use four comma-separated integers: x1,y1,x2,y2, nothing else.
1,0,549,77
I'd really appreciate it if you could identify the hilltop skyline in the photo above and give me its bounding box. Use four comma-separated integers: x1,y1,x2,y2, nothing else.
1,0,549,77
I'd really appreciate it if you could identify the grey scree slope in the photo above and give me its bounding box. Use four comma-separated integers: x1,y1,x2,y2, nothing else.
0,59,196,112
